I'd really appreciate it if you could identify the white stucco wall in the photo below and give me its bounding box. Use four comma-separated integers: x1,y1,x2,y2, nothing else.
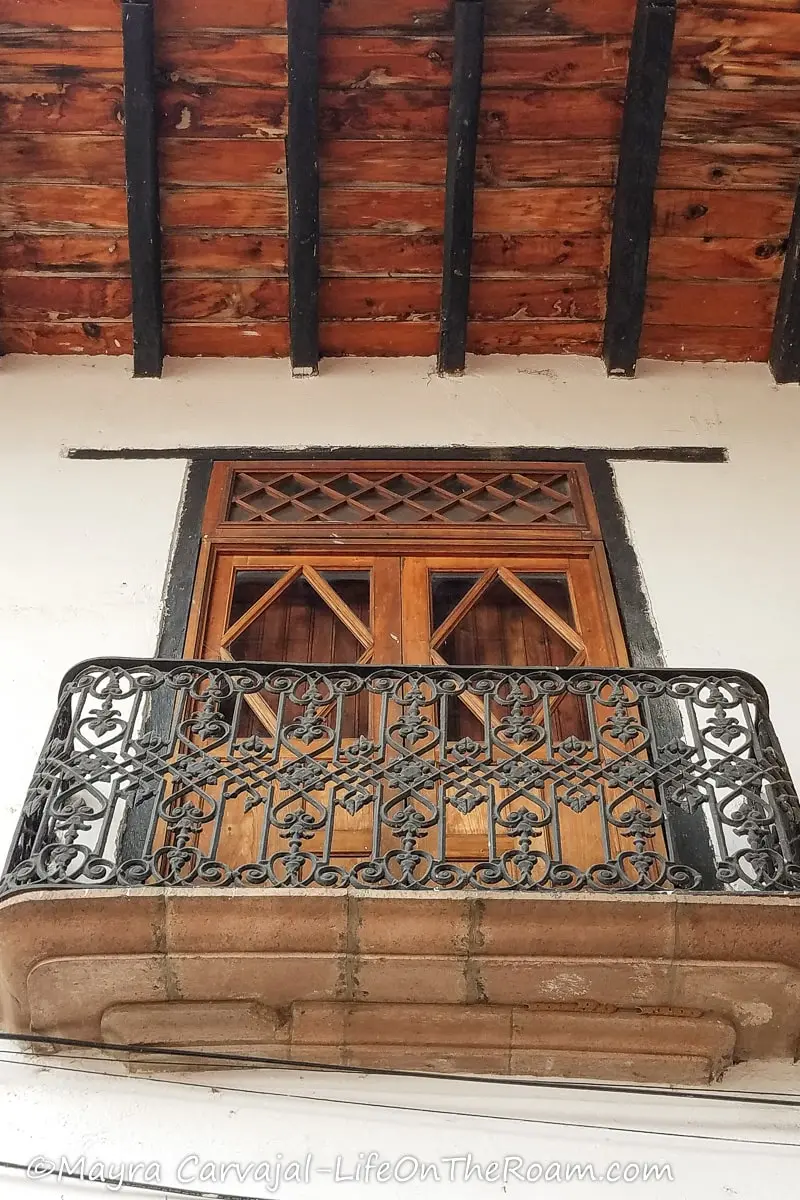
1,1053,800,1199
1,352,800,1145
3,353,798,832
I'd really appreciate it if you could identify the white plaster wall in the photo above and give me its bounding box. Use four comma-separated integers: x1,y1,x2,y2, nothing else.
3,352,798,835
1,353,800,1155
0,1054,798,1200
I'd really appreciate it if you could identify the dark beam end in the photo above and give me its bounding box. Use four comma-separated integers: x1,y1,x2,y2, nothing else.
770,191,800,383
603,0,677,378
438,0,484,376
287,0,320,375
122,0,163,379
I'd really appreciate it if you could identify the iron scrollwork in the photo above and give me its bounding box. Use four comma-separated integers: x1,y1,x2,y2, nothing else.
4,659,800,895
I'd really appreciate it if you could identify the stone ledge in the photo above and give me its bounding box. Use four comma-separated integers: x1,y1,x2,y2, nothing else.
1,888,799,1085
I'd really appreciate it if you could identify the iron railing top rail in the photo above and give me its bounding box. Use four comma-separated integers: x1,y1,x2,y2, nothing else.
4,659,799,897
57,657,775,703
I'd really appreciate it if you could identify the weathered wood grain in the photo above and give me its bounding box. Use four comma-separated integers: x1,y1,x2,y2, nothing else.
163,232,605,275
648,235,786,279
475,142,617,186
0,313,608,358
320,320,438,355
0,31,122,80
0,135,125,183
682,0,800,13
676,8,800,43
285,277,443,320
321,140,446,184
322,188,606,235
0,80,621,141
162,188,288,230
0,184,286,234
0,0,122,30
644,279,778,326
657,142,800,191
159,85,287,137
0,183,127,228
322,187,445,232
470,277,604,318
162,139,287,184
326,140,615,186
665,90,800,144
0,82,123,134
0,0,285,31
639,323,770,360
0,0,636,35
322,276,605,319
467,319,603,352
672,38,800,89
4,137,792,193
165,322,289,356
472,233,607,274
322,87,622,139
320,35,630,89
324,0,637,35
0,273,131,318
0,135,287,186
164,233,288,272
0,320,131,353
652,189,794,236
0,231,130,271
163,278,289,320
321,231,606,275
474,188,611,234
158,33,287,87
5,0,791,369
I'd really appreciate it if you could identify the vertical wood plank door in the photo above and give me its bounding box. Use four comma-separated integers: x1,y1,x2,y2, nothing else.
181,460,636,875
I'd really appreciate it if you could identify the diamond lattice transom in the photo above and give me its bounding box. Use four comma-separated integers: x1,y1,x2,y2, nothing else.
227,468,583,526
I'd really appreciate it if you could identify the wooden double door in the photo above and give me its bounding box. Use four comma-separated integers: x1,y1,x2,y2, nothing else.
189,543,628,872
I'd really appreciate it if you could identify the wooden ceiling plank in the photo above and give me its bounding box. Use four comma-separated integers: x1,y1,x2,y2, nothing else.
164,322,289,356
603,0,677,377
0,135,125,186
439,0,485,375
0,320,132,354
121,0,163,377
645,279,778,328
287,0,320,374
648,236,787,281
769,189,800,383
0,233,131,274
639,324,770,361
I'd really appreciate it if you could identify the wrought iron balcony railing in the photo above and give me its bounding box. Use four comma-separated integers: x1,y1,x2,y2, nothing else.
5,659,800,895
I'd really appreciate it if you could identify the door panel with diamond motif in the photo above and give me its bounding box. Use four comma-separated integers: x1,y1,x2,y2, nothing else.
192,553,401,868
400,554,626,870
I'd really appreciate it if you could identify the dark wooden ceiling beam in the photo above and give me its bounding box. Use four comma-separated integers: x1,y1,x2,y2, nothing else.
603,0,677,377
287,0,320,375
769,191,800,383
438,0,485,375
121,0,163,378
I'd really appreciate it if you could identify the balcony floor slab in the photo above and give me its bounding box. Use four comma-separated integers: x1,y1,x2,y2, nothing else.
1,888,799,1085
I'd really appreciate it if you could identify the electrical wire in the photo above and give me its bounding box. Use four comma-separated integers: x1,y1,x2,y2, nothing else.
0,1051,798,1148
0,1158,261,1200
1,1029,800,1111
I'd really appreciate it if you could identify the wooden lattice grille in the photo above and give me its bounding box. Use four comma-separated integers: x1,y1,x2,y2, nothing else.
226,467,586,527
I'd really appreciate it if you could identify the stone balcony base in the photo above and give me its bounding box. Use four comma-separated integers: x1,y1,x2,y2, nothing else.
1,889,799,1085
